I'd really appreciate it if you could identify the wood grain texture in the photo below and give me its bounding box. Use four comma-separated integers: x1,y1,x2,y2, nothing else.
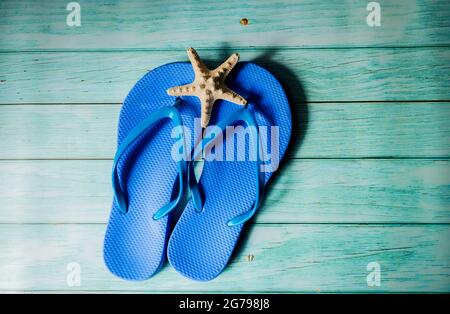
1,103,448,159
1,48,449,104
0,224,448,292
0,159,449,224
0,0,449,50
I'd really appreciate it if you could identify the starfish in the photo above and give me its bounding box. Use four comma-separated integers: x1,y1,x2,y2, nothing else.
167,47,247,128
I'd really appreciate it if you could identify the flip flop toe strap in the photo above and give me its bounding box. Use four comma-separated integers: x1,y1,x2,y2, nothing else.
189,106,265,227
112,98,188,219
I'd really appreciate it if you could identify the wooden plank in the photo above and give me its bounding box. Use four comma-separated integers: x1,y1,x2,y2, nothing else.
0,0,449,50
0,159,449,224
0,224,448,292
0,103,449,159
1,48,449,104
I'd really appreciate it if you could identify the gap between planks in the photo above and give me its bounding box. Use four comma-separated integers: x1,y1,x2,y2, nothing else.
1,45,450,53
0,223,448,226
1,100,450,106
0,157,449,161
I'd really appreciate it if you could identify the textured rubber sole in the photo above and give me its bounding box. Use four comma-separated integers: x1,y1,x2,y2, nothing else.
167,62,292,281
103,62,200,280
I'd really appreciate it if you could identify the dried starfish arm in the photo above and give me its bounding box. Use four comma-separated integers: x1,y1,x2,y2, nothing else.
200,99,214,127
187,47,209,76
214,53,240,78
218,87,247,105
167,83,197,96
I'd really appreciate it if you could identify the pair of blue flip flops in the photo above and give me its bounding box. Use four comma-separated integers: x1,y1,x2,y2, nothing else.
103,51,292,281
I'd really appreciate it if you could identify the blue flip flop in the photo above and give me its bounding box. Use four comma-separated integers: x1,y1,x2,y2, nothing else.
103,62,201,280
167,62,292,281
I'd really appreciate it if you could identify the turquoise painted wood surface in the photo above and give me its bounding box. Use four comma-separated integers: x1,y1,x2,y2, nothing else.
0,159,448,224
1,103,449,159
1,48,449,104
1,0,449,49
0,224,449,292
0,0,449,293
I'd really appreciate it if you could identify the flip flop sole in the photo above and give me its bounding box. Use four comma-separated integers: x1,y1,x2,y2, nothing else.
167,62,292,281
103,62,199,280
